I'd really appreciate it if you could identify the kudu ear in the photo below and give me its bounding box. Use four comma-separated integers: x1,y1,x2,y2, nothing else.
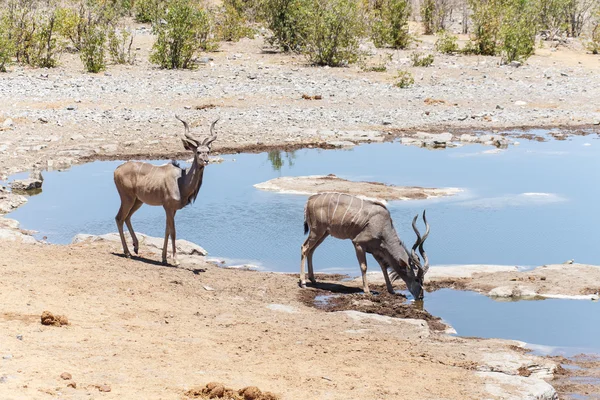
181,138,197,151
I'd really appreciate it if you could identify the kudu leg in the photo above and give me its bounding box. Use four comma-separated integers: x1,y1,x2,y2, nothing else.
300,231,328,288
115,196,136,258
161,210,172,265
307,233,329,284
125,199,143,254
373,254,395,294
170,211,179,266
353,244,370,294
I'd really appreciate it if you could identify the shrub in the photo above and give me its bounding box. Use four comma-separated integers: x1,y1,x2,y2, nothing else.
108,26,135,64
134,0,164,23
215,0,255,42
370,0,411,49
80,25,106,72
585,20,600,53
262,0,311,52
394,70,414,88
435,30,458,53
421,0,451,35
0,15,14,72
467,0,539,63
302,0,365,66
150,0,216,69
498,0,539,63
410,52,434,66
538,0,571,40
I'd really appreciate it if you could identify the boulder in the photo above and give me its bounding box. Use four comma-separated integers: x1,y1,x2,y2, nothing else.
11,177,42,192
72,232,207,256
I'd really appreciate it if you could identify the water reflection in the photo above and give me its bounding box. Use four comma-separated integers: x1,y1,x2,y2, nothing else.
267,150,296,171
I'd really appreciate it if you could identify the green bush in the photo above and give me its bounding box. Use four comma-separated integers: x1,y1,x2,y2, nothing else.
150,0,216,69
499,0,538,63
262,0,311,52
410,52,434,66
421,0,450,35
394,69,414,88
134,0,164,23
80,25,106,72
302,0,365,66
0,14,14,72
585,21,600,54
435,29,458,53
467,0,539,63
215,0,255,42
108,27,135,64
538,0,571,40
370,0,411,49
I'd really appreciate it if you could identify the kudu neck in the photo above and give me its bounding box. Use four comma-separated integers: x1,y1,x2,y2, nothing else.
381,228,411,266
180,157,205,206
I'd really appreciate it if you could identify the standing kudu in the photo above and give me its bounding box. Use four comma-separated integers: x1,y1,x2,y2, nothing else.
301,193,430,300
114,116,218,265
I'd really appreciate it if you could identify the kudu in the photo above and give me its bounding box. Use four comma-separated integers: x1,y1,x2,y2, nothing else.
300,192,430,300
114,116,218,265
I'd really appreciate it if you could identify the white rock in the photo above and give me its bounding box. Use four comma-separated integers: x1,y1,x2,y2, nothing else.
267,304,297,313
72,232,207,256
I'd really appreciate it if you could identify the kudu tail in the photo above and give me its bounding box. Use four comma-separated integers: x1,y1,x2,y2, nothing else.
303,202,309,235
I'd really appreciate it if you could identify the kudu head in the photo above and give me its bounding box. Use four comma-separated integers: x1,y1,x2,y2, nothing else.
175,115,219,166
407,210,430,300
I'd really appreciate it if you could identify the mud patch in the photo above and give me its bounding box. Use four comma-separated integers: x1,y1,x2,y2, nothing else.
184,382,279,400
425,278,471,292
551,355,600,399
298,286,447,331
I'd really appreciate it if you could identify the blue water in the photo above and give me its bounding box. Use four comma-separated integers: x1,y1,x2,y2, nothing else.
9,133,600,274
425,289,600,355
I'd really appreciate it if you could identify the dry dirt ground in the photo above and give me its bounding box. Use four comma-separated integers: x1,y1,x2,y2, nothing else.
0,238,560,400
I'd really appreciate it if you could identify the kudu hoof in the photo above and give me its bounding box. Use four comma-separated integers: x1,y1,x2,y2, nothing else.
125,253,131,259
134,247,139,255
299,281,307,288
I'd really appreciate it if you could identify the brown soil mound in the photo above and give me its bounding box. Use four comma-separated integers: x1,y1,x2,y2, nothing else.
184,382,279,400
298,286,447,331
40,311,69,326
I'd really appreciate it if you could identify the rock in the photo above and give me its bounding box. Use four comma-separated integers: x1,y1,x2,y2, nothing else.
382,119,393,125
16,334,23,341
458,115,468,121
267,304,298,313
2,118,14,128
0,376,6,383
70,134,85,141
98,384,111,392
72,232,208,256
199,57,210,64
11,178,42,192
476,371,557,400
67,382,76,388
509,61,522,68
0,193,27,214
488,285,537,299
326,140,356,149
0,228,36,244
66,105,77,111
100,144,118,153
415,132,453,142
60,372,72,380
514,100,527,106
2,354,12,360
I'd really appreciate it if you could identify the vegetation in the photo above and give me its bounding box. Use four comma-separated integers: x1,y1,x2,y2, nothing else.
215,0,256,42
149,0,216,69
394,70,414,88
369,0,412,49
435,30,459,54
421,0,451,34
411,52,434,66
108,27,135,64
80,24,106,72
466,0,539,63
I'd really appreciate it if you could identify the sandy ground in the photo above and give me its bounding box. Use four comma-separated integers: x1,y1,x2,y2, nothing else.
0,237,562,400
253,174,461,200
